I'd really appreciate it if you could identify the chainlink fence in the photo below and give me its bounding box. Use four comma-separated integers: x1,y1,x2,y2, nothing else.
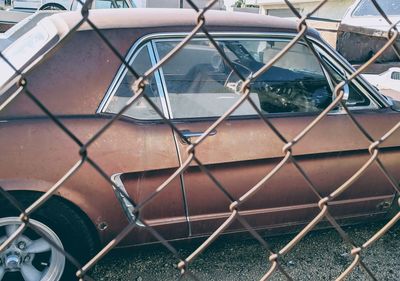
0,0,399,280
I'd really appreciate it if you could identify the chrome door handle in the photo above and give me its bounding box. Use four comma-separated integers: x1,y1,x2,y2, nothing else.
180,129,217,140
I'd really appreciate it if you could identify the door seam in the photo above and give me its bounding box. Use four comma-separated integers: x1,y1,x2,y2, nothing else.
149,40,192,237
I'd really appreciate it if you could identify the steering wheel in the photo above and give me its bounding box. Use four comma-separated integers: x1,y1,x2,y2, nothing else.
260,81,325,113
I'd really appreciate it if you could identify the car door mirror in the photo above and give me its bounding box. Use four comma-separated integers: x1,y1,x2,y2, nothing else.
336,82,353,109
342,83,350,104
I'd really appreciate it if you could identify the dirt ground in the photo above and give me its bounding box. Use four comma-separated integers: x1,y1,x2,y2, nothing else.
91,221,399,281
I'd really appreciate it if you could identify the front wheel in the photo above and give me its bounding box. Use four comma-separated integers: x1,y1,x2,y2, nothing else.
0,193,98,281
0,217,65,281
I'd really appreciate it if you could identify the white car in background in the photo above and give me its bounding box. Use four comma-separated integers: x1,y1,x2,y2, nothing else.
0,0,137,34
337,0,400,64
363,68,400,101
341,0,400,31
11,0,136,11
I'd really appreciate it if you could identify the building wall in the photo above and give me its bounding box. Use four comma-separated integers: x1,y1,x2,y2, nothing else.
233,7,259,13
254,0,354,20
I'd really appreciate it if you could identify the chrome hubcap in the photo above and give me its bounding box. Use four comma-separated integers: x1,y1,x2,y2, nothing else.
0,217,65,281
5,254,20,270
2,236,35,273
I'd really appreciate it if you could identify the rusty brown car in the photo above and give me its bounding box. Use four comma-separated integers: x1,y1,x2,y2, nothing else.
0,8,399,281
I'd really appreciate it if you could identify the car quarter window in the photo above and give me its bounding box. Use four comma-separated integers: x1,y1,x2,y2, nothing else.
318,50,376,108
155,38,333,119
323,60,370,107
103,43,164,120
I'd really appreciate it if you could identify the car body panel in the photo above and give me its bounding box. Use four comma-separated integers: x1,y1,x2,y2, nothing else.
174,112,400,235
0,117,185,243
0,28,134,117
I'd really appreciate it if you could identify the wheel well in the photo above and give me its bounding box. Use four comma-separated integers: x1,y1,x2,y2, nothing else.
4,190,101,251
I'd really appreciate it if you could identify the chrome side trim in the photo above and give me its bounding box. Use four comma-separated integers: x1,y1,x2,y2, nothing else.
151,40,174,119
111,173,145,227
148,42,170,118
137,32,300,41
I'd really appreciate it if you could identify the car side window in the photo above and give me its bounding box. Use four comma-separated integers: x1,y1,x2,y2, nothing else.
104,44,163,120
155,38,333,118
391,71,400,80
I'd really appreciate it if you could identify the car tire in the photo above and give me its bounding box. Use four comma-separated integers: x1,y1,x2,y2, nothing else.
0,192,98,281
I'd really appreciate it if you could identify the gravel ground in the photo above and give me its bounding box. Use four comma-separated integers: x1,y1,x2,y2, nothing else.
92,221,399,281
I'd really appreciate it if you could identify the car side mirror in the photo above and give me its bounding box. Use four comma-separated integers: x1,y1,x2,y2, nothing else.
342,83,350,104
335,83,350,111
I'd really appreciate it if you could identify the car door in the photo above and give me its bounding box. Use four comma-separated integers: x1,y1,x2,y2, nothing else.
99,42,188,243
153,35,400,237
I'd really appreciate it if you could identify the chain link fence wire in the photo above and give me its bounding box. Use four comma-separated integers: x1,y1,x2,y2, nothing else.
0,0,399,280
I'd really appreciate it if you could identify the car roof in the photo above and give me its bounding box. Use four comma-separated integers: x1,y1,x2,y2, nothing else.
53,8,321,38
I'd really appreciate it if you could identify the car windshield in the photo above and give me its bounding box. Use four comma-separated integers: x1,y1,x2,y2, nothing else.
0,24,50,90
353,0,400,16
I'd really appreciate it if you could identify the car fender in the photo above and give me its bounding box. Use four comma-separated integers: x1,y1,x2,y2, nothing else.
0,178,103,235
